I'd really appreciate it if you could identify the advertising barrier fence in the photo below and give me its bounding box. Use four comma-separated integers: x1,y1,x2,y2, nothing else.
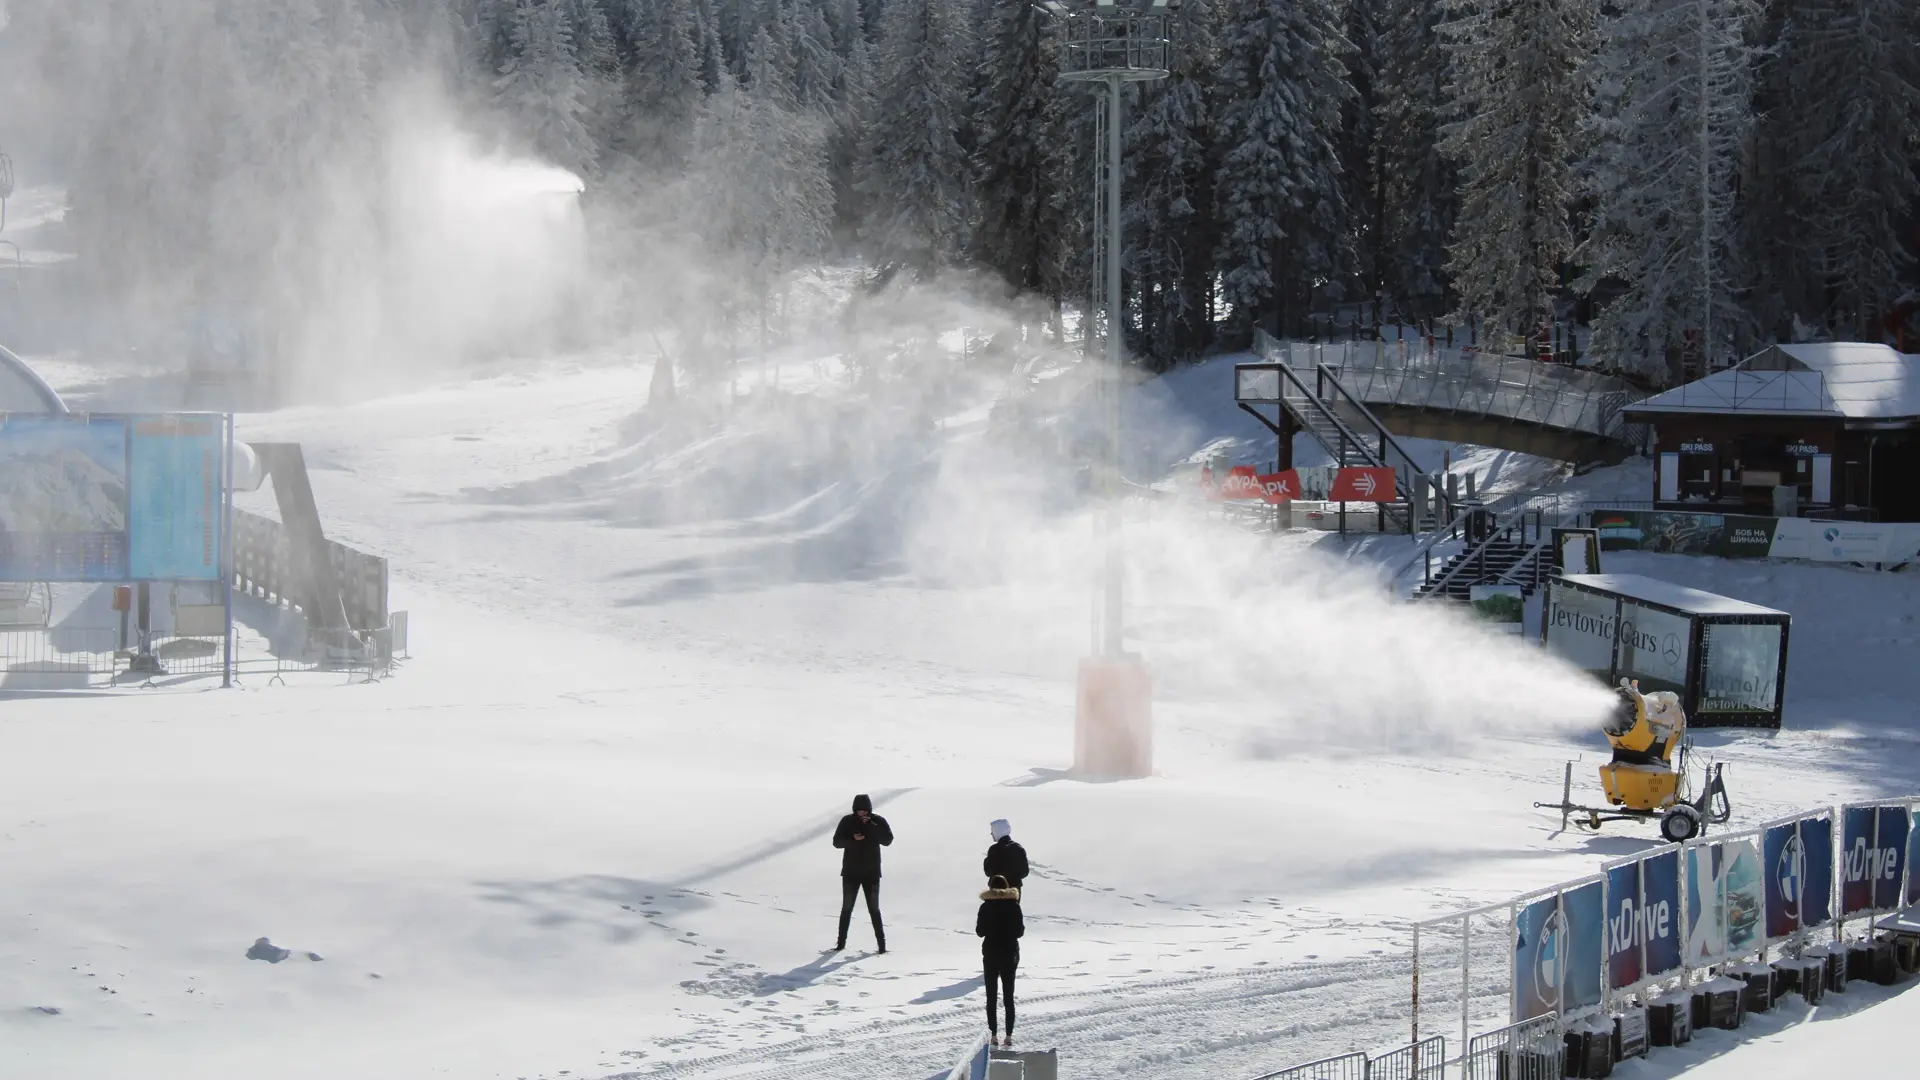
1410,796,1917,1069
1591,507,1920,567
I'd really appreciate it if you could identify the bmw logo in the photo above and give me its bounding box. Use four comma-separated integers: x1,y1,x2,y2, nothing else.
1777,833,1805,919
1534,909,1564,1008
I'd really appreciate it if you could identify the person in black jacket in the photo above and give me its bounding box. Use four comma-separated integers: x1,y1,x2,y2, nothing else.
831,794,893,953
983,819,1028,891
976,874,1023,1047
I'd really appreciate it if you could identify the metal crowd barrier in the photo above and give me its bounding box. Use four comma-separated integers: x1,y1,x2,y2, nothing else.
1464,1014,1562,1080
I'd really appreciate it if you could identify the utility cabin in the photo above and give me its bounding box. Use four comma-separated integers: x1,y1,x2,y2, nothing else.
1620,343,1920,522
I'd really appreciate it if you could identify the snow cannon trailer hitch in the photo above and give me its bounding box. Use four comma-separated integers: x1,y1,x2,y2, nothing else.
1532,680,1733,843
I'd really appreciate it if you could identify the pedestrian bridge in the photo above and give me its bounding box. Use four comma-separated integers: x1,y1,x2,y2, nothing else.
1246,331,1649,463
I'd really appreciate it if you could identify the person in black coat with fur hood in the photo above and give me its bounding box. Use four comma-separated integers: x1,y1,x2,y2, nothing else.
977,874,1024,1047
832,794,893,953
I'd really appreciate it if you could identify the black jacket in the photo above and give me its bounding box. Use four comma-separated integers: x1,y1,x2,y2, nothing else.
833,810,894,879
976,887,1024,955
983,836,1029,888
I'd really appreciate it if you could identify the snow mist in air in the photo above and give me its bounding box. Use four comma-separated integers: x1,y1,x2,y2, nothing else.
367,103,589,377
902,402,1617,754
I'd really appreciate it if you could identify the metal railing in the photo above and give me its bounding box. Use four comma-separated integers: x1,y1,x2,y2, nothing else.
1364,1036,1445,1080
232,508,389,631
1252,1039,1445,1080
1464,1015,1563,1080
1410,506,1551,600
1322,339,1649,442
1251,1051,1369,1080
0,625,117,679
1248,331,1456,522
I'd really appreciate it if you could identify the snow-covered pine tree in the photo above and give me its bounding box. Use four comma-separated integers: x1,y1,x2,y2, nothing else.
1340,0,1386,307
1124,0,1219,366
859,0,972,281
616,0,706,171
1374,0,1456,320
1438,0,1593,348
1578,0,1762,383
493,0,598,174
1766,0,1920,340
969,0,1075,312
745,24,834,361
787,0,841,111
822,0,874,248
1211,0,1353,341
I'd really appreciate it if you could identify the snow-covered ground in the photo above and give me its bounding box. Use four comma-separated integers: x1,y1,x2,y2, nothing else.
4,348,1918,1080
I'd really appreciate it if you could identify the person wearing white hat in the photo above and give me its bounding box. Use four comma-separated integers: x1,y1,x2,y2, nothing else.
983,818,1028,891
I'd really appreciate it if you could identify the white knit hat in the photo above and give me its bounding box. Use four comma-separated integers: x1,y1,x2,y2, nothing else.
990,819,1011,841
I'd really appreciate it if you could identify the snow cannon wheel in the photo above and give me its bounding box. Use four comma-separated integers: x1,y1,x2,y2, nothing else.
1661,805,1703,843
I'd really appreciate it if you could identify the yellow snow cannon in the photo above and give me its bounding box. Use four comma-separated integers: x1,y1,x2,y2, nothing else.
1534,680,1731,843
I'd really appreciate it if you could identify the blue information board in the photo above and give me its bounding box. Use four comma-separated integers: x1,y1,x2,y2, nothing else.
129,415,225,581
0,413,225,583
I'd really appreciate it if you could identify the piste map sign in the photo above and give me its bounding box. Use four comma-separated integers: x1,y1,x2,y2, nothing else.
0,413,226,583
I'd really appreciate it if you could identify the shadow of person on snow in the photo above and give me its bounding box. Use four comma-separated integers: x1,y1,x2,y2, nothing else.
754,950,865,996
908,978,980,1006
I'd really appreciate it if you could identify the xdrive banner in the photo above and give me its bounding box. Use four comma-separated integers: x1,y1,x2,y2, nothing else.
1605,850,1683,994
1763,814,1834,941
1841,804,1910,916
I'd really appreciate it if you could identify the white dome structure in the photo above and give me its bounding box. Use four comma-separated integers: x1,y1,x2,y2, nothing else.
0,344,65,413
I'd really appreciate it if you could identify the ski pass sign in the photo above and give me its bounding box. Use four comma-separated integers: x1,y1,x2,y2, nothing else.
1329,466,1395,502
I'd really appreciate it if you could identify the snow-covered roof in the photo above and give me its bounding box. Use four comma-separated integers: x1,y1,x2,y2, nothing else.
1623,368,1840,418
1557,573,1789,618
1624,342,1920,423
0,345,67,414
1755,343,1920,421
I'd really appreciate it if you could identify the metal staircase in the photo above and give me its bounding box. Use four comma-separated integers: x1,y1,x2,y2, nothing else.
1411,510,1553,602
1239,332,1455,533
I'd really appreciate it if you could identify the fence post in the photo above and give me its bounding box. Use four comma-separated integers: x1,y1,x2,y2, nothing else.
1460,912,1470,1067
1412,921,1421,1046
223,412,235,689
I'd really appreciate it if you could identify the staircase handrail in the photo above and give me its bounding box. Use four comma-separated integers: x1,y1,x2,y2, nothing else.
1311,359,1455,518
1386,486,1537,588
1496,535,1553,587
1249,332,1446,534
1410,505,1536,601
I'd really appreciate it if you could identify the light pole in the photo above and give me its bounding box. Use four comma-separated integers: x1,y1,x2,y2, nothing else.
1043,0,1170,778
